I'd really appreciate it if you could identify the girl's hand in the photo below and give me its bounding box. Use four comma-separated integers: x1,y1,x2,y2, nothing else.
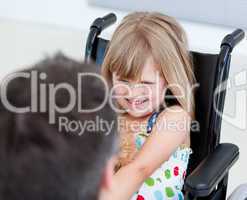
116,115,144,169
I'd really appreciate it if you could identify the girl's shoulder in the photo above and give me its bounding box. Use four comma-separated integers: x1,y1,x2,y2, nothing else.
153,105,191,146
146,105,188,133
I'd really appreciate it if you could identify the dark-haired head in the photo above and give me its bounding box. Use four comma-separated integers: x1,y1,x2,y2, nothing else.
0,53,117,200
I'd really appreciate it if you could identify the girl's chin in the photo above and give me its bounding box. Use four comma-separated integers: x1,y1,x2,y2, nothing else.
126,109,152,118
116,100,155,117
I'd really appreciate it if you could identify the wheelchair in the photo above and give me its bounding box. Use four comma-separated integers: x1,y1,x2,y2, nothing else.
85,13,245,200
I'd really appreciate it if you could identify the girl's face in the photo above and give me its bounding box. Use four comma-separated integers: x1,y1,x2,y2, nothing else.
112,57,166,118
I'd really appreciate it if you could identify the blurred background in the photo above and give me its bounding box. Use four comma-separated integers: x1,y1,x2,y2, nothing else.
0,0,246,196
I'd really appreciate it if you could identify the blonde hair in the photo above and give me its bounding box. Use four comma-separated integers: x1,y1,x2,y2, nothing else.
102,12,196,170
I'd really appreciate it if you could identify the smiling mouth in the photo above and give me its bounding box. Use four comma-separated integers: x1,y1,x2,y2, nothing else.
126,98,149,106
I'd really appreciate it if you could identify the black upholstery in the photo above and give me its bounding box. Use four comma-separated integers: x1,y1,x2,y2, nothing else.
189,52,219,171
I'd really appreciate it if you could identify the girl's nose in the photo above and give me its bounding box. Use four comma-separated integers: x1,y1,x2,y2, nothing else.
129,84,146,98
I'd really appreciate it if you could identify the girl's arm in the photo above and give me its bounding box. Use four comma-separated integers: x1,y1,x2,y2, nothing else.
111,105,191,200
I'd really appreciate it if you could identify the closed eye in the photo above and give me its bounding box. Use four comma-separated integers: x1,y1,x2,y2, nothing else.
119,79,129,83
141,81,155,84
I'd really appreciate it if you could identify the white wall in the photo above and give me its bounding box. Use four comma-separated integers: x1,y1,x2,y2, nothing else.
90,0,247,29
0,0,123,33
0,0,246,55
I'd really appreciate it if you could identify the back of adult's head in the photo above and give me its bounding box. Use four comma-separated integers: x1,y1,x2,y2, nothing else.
0,53,117,200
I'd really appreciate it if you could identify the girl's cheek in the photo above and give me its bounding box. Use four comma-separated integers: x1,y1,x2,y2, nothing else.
143,85,153,96
113,85,128,96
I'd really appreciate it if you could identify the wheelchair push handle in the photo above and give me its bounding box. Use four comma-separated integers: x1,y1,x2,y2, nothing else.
231,29,245,44
90,13,117,33
101,13,117,28
85,13,117,63
221,29,245,52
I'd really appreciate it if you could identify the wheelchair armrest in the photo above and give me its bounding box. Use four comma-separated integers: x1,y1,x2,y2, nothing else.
184,143,239,197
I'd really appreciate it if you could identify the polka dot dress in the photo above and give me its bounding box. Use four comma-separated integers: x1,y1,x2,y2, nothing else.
131,111,192,200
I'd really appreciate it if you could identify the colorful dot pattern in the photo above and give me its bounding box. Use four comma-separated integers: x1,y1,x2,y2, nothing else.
130,110,192,200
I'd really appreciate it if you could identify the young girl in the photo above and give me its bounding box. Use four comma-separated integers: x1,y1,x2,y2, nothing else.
102,12,196,200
